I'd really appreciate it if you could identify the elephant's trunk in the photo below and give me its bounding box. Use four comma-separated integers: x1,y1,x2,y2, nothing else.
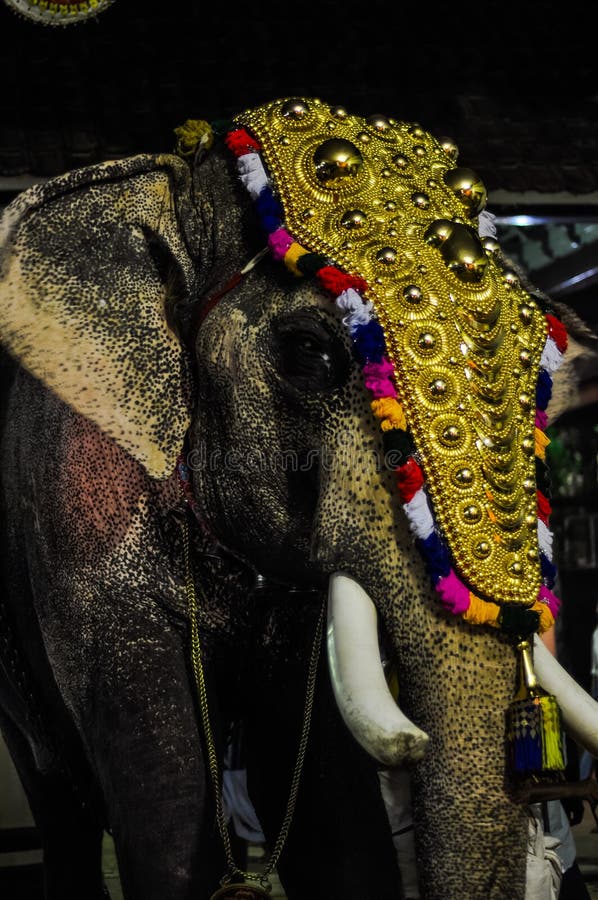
313,438,529,899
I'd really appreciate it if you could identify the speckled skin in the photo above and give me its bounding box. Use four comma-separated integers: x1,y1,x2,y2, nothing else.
0,142,529,899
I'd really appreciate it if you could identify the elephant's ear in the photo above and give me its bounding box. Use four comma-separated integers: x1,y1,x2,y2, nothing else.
545,298,598,424
497,250,598,423
0,153,199,478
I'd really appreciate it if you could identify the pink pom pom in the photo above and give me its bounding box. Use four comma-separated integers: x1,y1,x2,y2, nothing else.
268,228,294,260
535,409,548,430
435,570,471,615
538,584,561,618
363,357,398,397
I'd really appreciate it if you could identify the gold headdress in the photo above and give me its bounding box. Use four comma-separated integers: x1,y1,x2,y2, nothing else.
225,97,566,638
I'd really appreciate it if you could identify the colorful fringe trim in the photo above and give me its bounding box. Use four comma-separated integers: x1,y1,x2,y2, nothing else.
225,125,567,636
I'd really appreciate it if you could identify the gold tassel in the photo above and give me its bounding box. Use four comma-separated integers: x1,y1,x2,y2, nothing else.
174,119,214,159
506,639,565,778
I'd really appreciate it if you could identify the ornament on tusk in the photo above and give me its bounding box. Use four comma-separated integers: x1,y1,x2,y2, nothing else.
327,572,429,766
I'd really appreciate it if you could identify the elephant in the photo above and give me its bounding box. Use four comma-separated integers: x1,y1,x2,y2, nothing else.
1,95,598,900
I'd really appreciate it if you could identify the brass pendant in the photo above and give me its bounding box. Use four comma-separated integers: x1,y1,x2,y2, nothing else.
210,882,271,899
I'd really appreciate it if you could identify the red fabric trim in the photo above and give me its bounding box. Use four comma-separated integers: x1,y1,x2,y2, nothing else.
224,128,262,157
316,266,368,297
546,314,568,353
396,457,425,503
537,490,552,524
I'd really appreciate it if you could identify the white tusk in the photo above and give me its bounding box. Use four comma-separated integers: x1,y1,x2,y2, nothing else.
327,572,429,766
534,634,598,756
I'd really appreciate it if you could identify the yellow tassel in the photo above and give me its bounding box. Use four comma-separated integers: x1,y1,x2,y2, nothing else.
462,593,501,627
539,695,565,769
174,119,214,159
371,398,407,431
534,427,550,460
284,243,309,276
530,599,555,635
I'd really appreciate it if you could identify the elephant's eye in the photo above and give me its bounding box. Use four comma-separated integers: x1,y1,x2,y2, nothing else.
273,313,351,393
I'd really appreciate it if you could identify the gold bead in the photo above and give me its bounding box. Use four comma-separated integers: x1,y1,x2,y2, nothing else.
392,154,409,169
519,392,532,409
425,220,488,283
279,136,291,145
388,228,398,237
313,139,364,183
376,247,397,264
430,378,447,396
503,269,519,286
418,332,436,349
413,145,426,157
519,349,531,367
330,105,348,118
474,540,491,558
454,467,474,484
280,98,310,119
523,478,535,493
424,219,454,245
463,504,482,522
381,168,392,178
519,304,534,324
527,548,538,561
411,192,430,209
403,285,423,303
525,513,537,527
439,136,459,160
367,113,391,131
357,131,371,143
409,125,425,137
521,436,534,454
482,237,500,255
341,209,368,229
443,167,487,216
509,561,523,577
442,424,460,442
384,200,397,210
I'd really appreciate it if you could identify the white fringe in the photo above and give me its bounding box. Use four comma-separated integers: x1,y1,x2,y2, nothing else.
336,289,374,329
537,519,554,559
540,337,565,375
403,489,435,541
478,210,497,239
237,153,270,200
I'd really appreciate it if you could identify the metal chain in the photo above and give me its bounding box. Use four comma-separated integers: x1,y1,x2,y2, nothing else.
180,516,325,889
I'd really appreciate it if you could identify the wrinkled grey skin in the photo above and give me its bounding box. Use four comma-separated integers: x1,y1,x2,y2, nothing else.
0,140,590,900
0,146,402,900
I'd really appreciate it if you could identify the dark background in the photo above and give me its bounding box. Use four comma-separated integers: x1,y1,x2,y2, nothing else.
1,0,597,195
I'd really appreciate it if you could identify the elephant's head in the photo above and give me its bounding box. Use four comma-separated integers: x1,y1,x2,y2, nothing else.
2,97,598,900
